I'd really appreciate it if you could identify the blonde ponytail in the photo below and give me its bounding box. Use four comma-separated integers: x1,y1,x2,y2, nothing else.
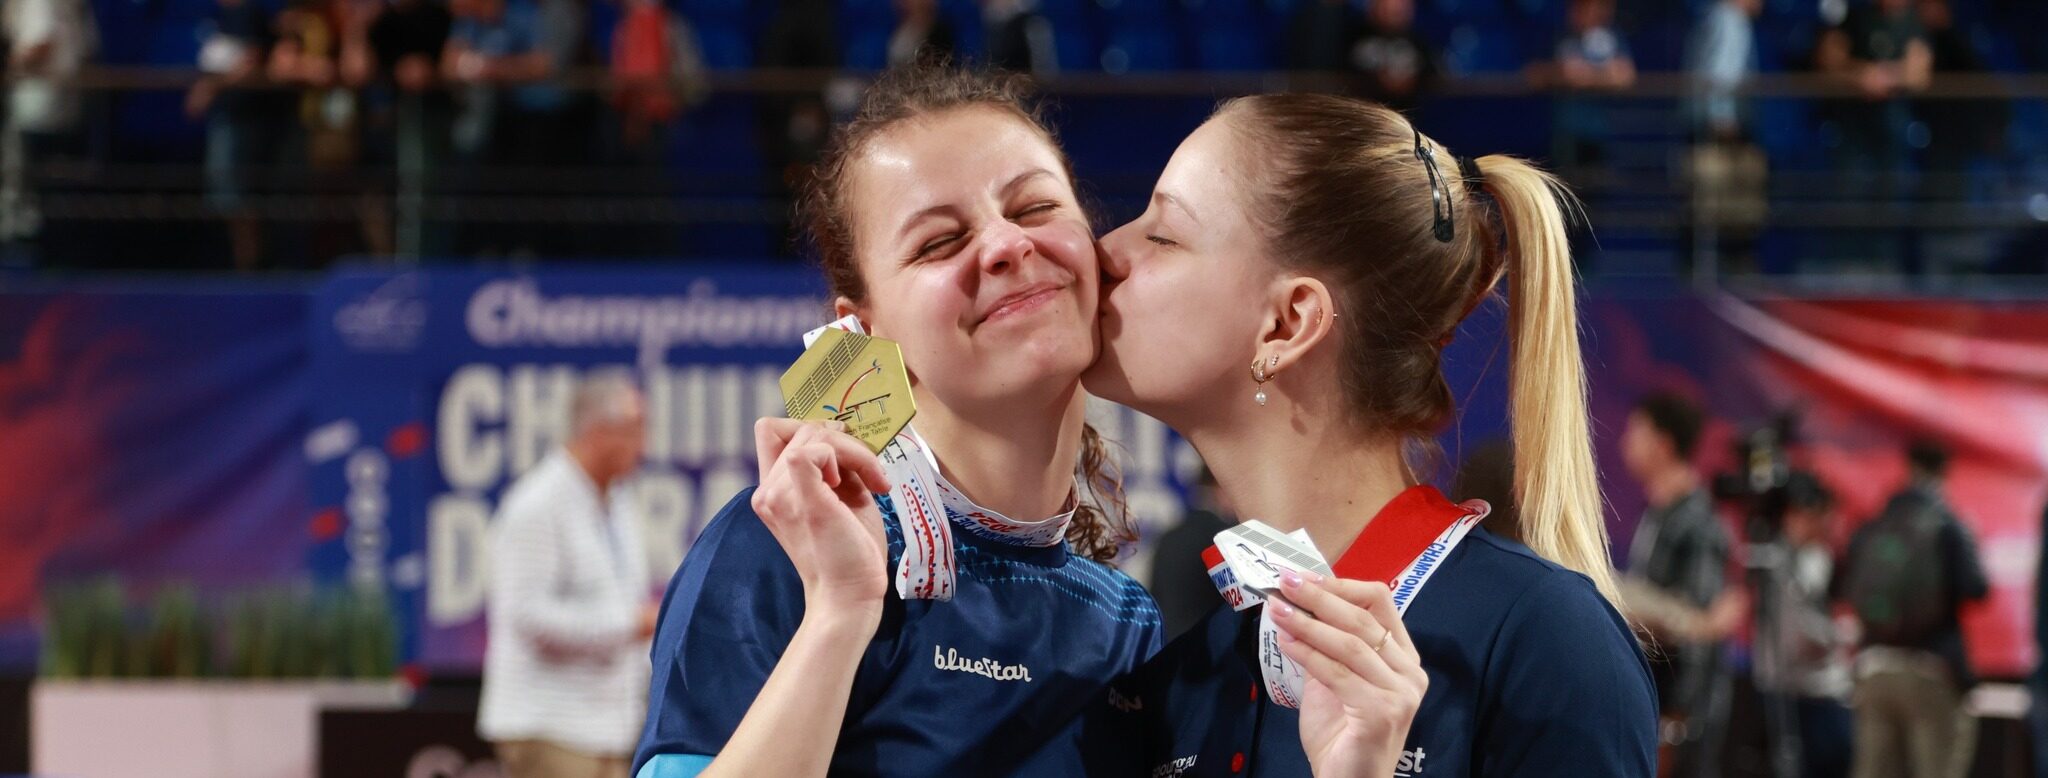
1475,155,1621,608
1216,95,1622,607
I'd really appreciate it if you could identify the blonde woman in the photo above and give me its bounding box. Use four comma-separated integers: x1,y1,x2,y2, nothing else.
1083,94,1658,775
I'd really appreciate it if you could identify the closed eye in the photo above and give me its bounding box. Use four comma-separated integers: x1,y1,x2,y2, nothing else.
913,234,962,261
1012,202,1060,221
1146,235,1178,247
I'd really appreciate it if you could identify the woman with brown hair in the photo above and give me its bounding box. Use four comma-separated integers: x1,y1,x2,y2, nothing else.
630,68,1424,778
1084,94,1657,775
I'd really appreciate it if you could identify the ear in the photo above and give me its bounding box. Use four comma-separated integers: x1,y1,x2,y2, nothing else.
1255,275,1337,378
832,296,870,333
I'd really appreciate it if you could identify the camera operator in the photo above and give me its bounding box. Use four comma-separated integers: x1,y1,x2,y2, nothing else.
1751,472,1853,778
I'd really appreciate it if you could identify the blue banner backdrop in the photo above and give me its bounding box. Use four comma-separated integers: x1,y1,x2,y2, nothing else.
4,269,2041,677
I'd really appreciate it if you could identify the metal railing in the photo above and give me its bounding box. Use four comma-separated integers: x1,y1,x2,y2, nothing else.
3,67,2044,291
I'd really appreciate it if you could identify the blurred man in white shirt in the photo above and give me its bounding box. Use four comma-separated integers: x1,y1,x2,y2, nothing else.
479,371,657,778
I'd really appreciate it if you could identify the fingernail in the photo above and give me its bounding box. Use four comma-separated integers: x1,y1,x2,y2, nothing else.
1276,628,1296,644
1280,571,1302,590
1305,571,1326,584
1272,599,1295,617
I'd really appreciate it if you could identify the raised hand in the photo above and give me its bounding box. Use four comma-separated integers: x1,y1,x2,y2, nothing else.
1269,573,1429,778
750,418,893,614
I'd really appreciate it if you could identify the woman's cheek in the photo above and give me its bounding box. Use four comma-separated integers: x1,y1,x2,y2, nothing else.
1038,220,1099,277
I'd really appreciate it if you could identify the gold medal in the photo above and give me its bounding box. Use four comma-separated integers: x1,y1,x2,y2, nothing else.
778,327,916,453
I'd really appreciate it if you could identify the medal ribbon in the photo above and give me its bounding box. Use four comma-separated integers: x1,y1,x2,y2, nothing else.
1204,488,1489,708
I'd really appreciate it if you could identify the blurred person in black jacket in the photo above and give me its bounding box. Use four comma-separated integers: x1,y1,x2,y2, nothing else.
757,0,837,257
981,0,1055,76
1146,466,1231,640
1836,439,1988,778
1619,391,1733,778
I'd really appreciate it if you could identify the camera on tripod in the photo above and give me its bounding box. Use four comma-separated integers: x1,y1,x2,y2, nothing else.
1711,408,1809,547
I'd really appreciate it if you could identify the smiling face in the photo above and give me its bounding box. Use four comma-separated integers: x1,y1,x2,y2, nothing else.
838,106,1099,410
1084,116,1275,427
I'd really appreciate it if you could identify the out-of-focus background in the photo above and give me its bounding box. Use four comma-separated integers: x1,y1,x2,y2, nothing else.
2,0,2046,775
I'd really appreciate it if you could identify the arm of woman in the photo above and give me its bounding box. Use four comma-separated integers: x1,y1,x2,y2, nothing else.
636,420,893,778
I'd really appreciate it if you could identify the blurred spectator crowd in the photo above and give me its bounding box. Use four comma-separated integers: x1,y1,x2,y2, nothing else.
0,0,2044,272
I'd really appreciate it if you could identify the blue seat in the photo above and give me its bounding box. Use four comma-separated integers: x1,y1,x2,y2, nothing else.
1102,27,1184,71
677,0,758,68
149,18,204,68
1445,24,1526,73
92,0,156,65
693,22,754,69
1195,28,1270,70
109,25,208,156
1186,0,1263,23
941,0,987,60
1048,15,1102,71
1629,18,1687,72
835,0,893,28
841,21,891,69
1098,0,1175,15
1096,0,1180,71
1428,0,1507,21
1753,99,1821,170
677,0,753,16
586,1,621,61
685,223,777,258
1038,0,1097,18
164,0,225,25
670,97,764,182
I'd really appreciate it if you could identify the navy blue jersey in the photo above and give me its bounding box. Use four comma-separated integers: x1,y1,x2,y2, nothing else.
633,488,1163,777
1090,488,1657,777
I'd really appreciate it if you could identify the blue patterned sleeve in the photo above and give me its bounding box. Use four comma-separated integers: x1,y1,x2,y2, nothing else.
632,488,807,777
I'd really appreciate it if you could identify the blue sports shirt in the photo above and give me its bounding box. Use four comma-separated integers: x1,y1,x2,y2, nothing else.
634,488,1163,777
1088,486,1658,777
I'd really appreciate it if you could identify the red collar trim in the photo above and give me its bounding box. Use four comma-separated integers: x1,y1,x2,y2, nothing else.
1331,485,1480,584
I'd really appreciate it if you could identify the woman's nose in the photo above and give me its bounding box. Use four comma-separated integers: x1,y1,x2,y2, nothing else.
1097,224,1136,282
979,220,1033,276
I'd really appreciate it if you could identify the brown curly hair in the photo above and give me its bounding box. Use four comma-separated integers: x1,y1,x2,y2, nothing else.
795,62,1135,564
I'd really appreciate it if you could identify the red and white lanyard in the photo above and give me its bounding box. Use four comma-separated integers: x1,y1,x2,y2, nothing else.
1205,491,1489,708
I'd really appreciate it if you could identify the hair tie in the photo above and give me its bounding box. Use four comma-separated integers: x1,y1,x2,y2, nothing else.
1437,156,1501,349
1456,156,1485,191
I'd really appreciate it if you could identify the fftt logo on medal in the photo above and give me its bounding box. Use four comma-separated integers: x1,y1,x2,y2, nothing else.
780,328,916,453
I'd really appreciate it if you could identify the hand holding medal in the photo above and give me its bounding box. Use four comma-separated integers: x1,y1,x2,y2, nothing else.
749,418,894,613
752,321,918,615
1269,574,1428,778
1210,521,1428,778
